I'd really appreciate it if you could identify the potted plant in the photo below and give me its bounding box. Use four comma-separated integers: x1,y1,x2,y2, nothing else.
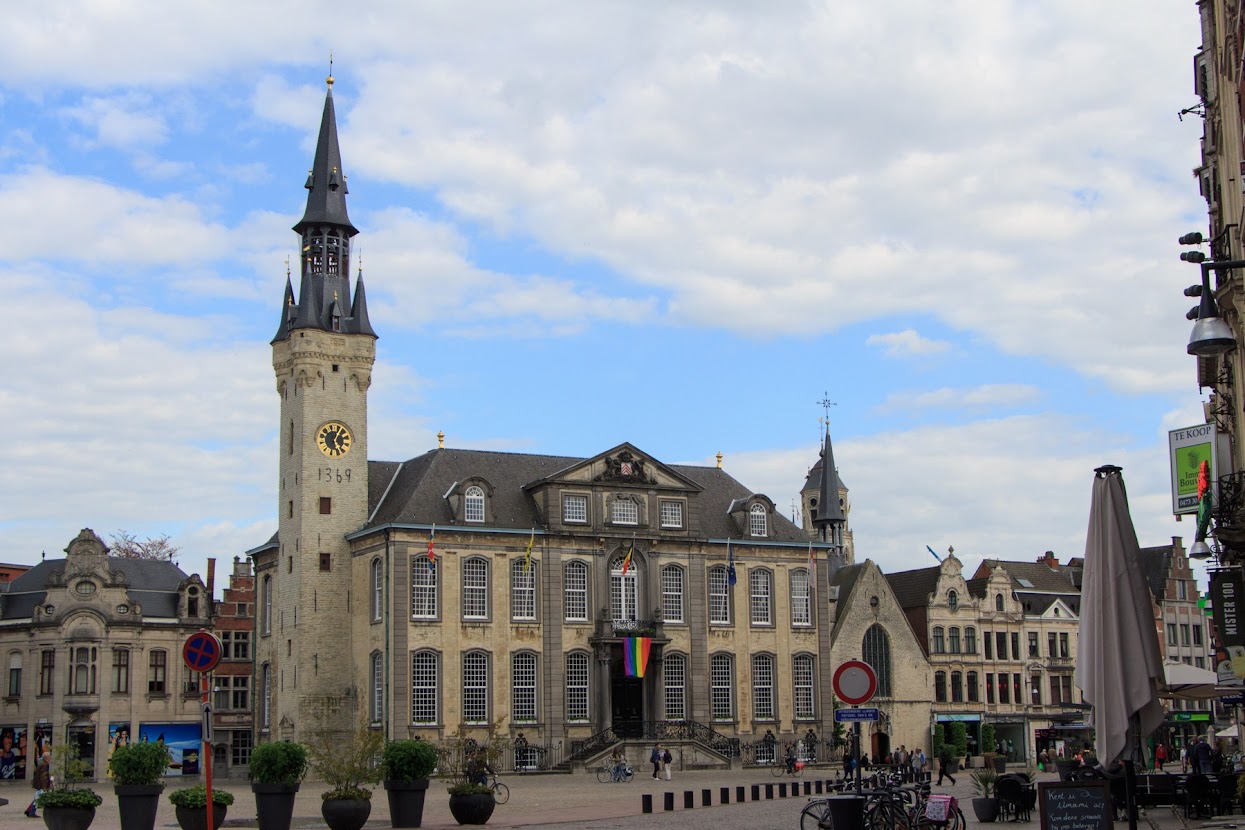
443,737,500,826
168,784,235,830
37,745,104,830
110,740,172,830
382,739,440,828
969,767,1000,823
249,741,308,830
306,718,385,830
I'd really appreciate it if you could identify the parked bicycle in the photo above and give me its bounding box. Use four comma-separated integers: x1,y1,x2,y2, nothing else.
799,780,965,830
596,763,634,783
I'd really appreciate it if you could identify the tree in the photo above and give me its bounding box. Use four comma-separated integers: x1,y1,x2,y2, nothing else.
109,531,179,561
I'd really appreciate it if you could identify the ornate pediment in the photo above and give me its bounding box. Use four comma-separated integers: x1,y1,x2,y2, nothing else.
595,451,653,484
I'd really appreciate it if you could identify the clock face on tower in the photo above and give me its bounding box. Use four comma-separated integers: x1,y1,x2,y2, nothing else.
316,421,353,458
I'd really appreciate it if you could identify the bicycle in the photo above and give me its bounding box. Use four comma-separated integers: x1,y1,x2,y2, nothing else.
771,759,805,777
595,763,634,783
485,773,509,803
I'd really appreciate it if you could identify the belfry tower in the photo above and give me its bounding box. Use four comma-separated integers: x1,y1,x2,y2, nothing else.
263,74,376,739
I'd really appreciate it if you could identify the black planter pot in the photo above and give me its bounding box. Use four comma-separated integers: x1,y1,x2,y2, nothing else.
174,804,228,830
321,798,371,830
993,756,1007,773
115,785,164,830
252,782,300,830
42,806,97,830
385,779,430,828
447,792,496,825
971,796,1000,823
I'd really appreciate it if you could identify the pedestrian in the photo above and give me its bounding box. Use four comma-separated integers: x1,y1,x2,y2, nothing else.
1155,743,1166,771
937,745,956,786
1181,744,1188,773
610,747,627,783
662,746,673,780
805,728,818,762
914,748,926,781
1194,737,1214,774
649,743,662,779
842,751,855,779
27,750,51,818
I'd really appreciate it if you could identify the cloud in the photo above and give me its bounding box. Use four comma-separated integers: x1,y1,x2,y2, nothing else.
867,329,952,358
877,384,1042,414
60,93,168,150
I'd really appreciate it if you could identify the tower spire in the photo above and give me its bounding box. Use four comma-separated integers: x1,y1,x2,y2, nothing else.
812,416,846,546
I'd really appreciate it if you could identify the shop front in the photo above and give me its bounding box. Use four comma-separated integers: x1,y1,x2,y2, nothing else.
934,713,981,760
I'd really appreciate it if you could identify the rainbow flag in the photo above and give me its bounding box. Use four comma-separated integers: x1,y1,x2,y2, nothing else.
623,637,652,677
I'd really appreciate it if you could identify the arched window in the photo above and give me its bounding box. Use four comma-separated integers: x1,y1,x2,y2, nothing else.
932,626,945,654
710,653,734,720
664,653,687,720
510,558,536,621
662,565,684,623
749,569,773,625
995,593,1004,612
411,650,438,724
935,671,947,702
564,561,588,621
947,589,958,610
949,627,961,654
708,565,731,624
790,568,812,627
610,553,638,620
7,652,21,697
371,558,383,622
462,651,490,724
72,646,97,695
261,575,272,635
951,671,963,702
411,556,438,619
967,671,979,702
511,652,538,723
862,624,893,697
464,486,485,523
370,651,383,724
749,504,768,537
964,626,978,654
752,654,776,720
793,654,815,719
566,652,589,722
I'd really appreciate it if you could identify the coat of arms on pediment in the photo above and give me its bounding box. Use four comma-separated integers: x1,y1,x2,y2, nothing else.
597,451,653,484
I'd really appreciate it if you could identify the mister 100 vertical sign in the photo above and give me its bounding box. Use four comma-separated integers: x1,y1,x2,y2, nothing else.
1169,424,1218,515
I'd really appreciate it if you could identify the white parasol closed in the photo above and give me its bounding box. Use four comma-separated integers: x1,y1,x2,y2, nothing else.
1075,466,1166,767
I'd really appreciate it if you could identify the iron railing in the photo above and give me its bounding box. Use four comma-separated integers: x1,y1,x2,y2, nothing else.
568,720,740,763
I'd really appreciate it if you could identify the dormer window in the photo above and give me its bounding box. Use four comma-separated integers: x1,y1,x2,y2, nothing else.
995,593,1004,611
611,497,638,526
465,486,486,523
947,590,958,611
749,504,767,537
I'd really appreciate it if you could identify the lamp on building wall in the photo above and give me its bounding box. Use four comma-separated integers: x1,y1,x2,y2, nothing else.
1181,236,1240,356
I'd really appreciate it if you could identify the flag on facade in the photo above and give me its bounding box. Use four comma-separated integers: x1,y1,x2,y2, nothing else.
427,524,436,571
524,528,536,573
623,637,652,677
727,539,737,586
621,539,634,576
926,545,941,563
1196,460,1214,544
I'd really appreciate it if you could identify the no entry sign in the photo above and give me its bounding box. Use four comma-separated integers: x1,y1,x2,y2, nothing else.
183,631,223,673
833,660,878,705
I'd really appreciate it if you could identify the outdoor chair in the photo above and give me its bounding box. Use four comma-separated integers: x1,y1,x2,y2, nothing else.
1217,773,1239,815
996,776,1032,822
1182,773,1217,819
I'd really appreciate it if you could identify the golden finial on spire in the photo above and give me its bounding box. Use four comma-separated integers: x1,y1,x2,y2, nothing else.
437,431,445,449
284,256,290,278
716,451,723,469
327,51,334,86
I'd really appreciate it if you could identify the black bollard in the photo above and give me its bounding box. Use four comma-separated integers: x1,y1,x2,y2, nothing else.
751,784,760,801
664,792,675,812
804,781,812,796
765,783,774,799
702,789,712,807
815,780,823,794
720,787,730,804
779,782,787,798
642,794,653,814
684,791,694,809
738,785,747,803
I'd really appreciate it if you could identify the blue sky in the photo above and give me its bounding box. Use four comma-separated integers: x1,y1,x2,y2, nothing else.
0,0,1215,590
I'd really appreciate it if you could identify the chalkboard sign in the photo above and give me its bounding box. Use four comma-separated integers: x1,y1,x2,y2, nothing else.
1038,780,1113,830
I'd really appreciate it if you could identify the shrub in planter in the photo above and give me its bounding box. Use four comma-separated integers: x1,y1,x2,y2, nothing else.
111,740,172,830
169,786,235,830
249,741,308,830
969,767,1000,823
307,718,384,830
383,739,439,828
38,745,104,830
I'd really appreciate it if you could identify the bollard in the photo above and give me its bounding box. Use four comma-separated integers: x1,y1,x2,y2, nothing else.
738,785,747,803
702,789,712,807
824,795,867,830
815,780,823,794
804,781,812,795
720,787,730,804
765,783,774,799
684,791,694,809
750,784,760,801
642,794,653,814
664,792,675,812
779,782,787,798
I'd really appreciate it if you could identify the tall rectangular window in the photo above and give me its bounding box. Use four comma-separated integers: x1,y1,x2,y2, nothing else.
986,672,995,704
371,558,383,622
791,570,811,627
1013,673,1022,703
934,672,947,702
752,654,775,720
1050,676,1061,705
710,654,733,720
463,560,489,620
793,655,814,719
967,671,979,703
1030,673,1042,705
662,566,684,623
411,557,437,619
261,664,271,729
709,567,731,624
564,562,588,621
148,650,167,694
222,631,250,661
951,671,963,703
370,653,383,725
261,576,272,635
1059,633,1069,658
1011,633,1020,662
996,632,1008,661
511,559,536,621
1167,623,1178,645
1180,624,1191,646
562,494,588,523
984,634,993,660
1059,676,1073,704
1193,624,1204,646
7,653,20,697
566,653,589,722
232,676,251,710
1028,632,1039,657
664,654,686,721
611,498,638,525
998,674,1010,704
111,649,129,694
462,652,489,724
512,653,537,723
411,651,438,725
231,730,253,767
659,500,684,529
1048,632,1057,657
749,570,772,625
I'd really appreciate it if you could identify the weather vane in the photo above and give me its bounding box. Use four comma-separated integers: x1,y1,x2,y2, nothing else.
817,393,836,428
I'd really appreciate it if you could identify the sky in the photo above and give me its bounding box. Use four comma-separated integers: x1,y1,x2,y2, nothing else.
0,1,1217,595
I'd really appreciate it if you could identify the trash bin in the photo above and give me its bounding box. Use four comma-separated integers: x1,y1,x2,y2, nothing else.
824,795,866,830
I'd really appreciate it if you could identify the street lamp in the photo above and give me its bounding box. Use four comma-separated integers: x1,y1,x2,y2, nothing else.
1185,257,1241,357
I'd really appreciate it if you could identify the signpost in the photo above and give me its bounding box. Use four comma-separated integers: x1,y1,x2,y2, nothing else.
183,631,221,830
833,660,878,795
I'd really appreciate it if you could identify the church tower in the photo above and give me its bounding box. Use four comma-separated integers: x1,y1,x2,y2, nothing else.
802,424,854,564
264,74,376,739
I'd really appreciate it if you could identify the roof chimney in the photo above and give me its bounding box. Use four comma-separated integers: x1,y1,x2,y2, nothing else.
1039,551,1058,569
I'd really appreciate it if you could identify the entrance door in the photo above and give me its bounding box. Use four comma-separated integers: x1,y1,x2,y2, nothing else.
66,723,96,778
611,677,643,738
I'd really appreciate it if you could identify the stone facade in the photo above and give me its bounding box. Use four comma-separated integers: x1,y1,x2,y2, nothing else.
211,556,255,775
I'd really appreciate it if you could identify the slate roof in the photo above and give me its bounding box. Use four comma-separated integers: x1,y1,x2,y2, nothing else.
829,563,867,638
884,565,942,610
802,457,850,493
1138,544,1173,602
978,559,1081,593
0,557,189,620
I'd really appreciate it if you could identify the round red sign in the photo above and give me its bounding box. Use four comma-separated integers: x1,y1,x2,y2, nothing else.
182,631,223,673
833,659,878,705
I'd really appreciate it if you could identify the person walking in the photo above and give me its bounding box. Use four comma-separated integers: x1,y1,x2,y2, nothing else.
662,746,673,780
937,745,956,786
1155,743,1167,771
610,747,627,782
1194,737,1214,774
26,750,51,818
649,743,663,779
914,748,927,781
